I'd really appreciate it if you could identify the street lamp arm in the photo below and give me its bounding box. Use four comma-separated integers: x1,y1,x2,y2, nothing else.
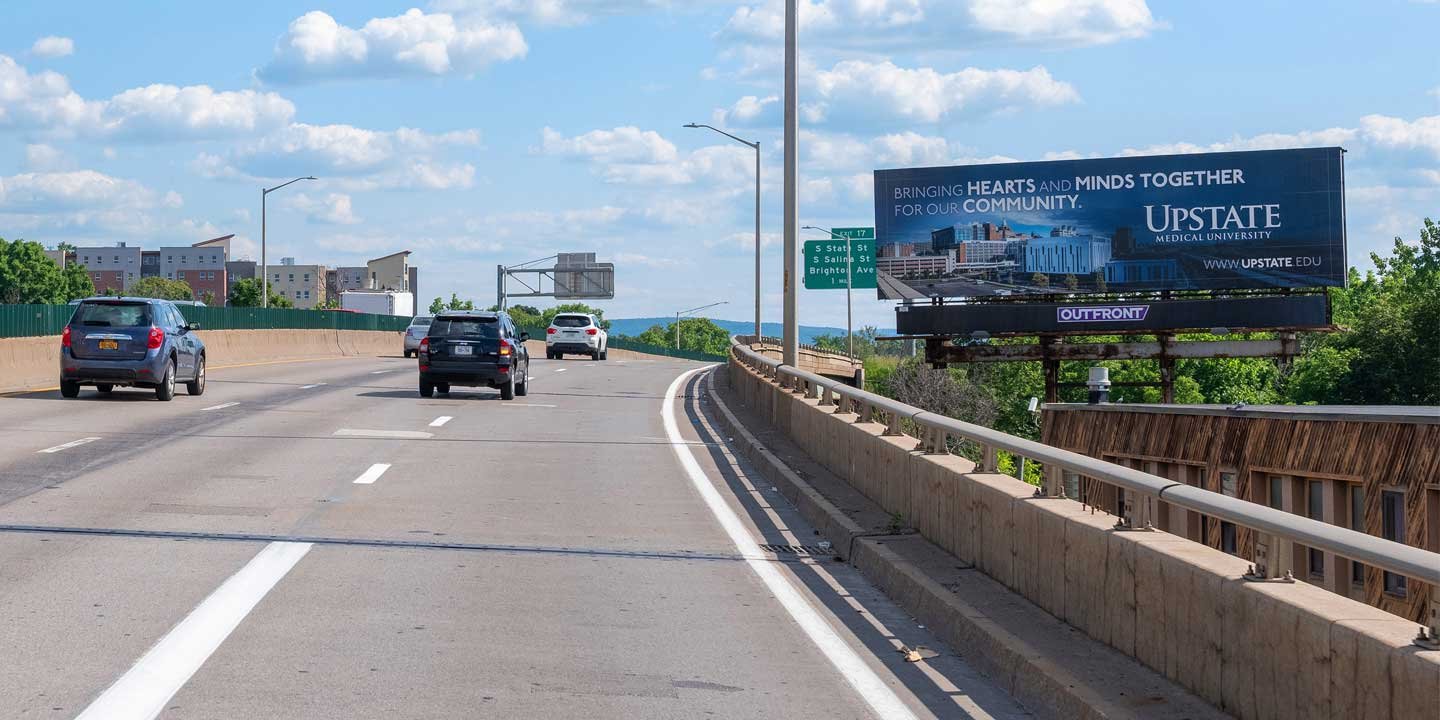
802,225,843,239
683,123,759,149
264,176,319,195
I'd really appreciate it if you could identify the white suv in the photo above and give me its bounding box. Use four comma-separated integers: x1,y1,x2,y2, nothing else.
546,313,607,360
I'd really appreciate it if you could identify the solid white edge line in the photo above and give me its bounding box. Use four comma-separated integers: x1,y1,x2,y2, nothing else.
661,367,918,720
299,383,325,389
201,402,239,411
37,437,102,454
352,463,392,484
74,541,313,720
429,416,453,427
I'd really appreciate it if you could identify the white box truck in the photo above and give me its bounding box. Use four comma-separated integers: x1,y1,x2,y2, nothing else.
341,290,415,317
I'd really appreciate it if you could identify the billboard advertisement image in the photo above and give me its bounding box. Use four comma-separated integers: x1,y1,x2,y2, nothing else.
873,147,1346,300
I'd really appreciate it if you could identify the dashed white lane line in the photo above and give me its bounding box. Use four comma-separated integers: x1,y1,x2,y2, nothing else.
201,402,239,411
37,437,101,454
334,428,433,439
429,416,453,427
74,541,313,720
661,367,917,720
352,463,392,485
370,370,392,375
553,368,567,373
299,383,325,390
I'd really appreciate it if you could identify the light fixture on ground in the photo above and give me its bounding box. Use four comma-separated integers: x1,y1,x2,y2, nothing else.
675,301,729,350
683,123,761,341
260,176,317,308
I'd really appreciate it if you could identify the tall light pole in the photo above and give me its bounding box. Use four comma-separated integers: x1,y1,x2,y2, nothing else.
781,0,799,367
261,176,317,308
803,226,854,358
683,123,761,340
675,301,728,350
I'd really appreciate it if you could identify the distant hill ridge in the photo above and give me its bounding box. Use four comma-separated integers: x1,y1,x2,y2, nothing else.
607,317,893,345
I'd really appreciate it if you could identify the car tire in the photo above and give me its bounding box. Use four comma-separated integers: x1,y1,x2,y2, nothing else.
500,375,515,401
600,347,608,360
437,382,451,394
155,360,176,401
516,368,529,396
404,350,413,358
419,377,435,397
96,384,114,394
186,355,206,396
60,380,80,398
591,348,601,361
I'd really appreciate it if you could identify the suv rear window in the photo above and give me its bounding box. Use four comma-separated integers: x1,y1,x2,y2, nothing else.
410,317,432,327
552,315,591,328
74,302,151,328
430,316,499,338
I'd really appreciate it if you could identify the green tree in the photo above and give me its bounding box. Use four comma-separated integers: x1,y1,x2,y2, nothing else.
227,277,293,308
1031,272,1049,288
0,237,69,304
61,262,95,301
636,317,729,354
429,296,445,315
1063,273,1080,290
1285,218,1439,404
199,290,217,306
126,276,196,301
1093,271,1108,292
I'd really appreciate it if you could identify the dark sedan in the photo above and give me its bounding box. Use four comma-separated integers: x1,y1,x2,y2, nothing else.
417,310,530,400
60,297,207,401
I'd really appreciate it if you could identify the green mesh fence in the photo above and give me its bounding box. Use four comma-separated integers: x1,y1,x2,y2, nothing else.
0,303,409,338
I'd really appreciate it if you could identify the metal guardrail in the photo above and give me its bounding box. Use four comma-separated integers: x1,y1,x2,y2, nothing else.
730,337,1440,641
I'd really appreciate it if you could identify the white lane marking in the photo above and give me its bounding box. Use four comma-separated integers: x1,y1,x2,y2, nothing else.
429,416,453,427
370,370,392,375
299,383,325,390
201,402,239,411
352,463,392,485
333,428,434,439
553,368,567,373
37,437,101,454
74,541,312,720
662,368,917,720
500,403,556,408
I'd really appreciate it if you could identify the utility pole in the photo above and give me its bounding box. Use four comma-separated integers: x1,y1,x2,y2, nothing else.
781,0,799,366
260,176,316,308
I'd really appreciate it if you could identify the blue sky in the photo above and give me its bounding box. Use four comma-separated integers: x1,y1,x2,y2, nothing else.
1,0,1436,328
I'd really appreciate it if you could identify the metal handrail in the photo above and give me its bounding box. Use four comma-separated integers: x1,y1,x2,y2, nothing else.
729,338,1440,589
742,335,861,362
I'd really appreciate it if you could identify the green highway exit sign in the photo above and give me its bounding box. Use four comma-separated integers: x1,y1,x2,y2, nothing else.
804,233,877,290
830,227,875,240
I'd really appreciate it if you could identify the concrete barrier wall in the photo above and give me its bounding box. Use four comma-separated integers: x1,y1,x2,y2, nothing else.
1,330,402,393
728,357,1440,720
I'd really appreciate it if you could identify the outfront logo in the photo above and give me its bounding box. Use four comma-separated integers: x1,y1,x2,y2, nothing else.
1057,305,1150,323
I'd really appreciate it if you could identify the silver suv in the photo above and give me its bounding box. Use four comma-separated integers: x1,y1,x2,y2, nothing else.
545,313,607,360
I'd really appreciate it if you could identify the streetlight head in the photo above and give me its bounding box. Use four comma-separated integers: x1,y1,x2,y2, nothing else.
683,123,699,128
304,176,318,181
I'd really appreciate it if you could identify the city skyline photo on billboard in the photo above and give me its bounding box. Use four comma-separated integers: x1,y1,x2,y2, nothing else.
872,147,1346,300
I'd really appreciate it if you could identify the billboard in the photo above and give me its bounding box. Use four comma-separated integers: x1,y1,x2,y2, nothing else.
873,147,1345,299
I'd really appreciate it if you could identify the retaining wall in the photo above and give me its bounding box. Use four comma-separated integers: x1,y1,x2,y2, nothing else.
728,356,1439,720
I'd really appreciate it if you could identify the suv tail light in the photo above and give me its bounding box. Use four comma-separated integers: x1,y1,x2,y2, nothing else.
499,339,513,357
147,326,164,350
61,326,72,348
585,328,598,335
547,327,557,334
419,337,430,353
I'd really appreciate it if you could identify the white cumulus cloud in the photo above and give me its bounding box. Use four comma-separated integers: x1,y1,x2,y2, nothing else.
968,0,1161,46
811,60,1079,124
31,36,74,58
258,9,527,84
210,123,482,191
0,55,294,140
539,126,678,163
0,170,165,212
284,192,361,224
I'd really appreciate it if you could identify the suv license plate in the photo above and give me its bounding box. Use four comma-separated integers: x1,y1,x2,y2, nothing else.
453,345,473,356
99,340,119,350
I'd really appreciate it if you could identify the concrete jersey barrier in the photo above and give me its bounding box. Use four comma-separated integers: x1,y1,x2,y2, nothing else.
0,329,403,393
726,351,1439,720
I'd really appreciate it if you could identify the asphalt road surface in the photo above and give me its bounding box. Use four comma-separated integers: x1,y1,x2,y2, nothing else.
0,353,1030,719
